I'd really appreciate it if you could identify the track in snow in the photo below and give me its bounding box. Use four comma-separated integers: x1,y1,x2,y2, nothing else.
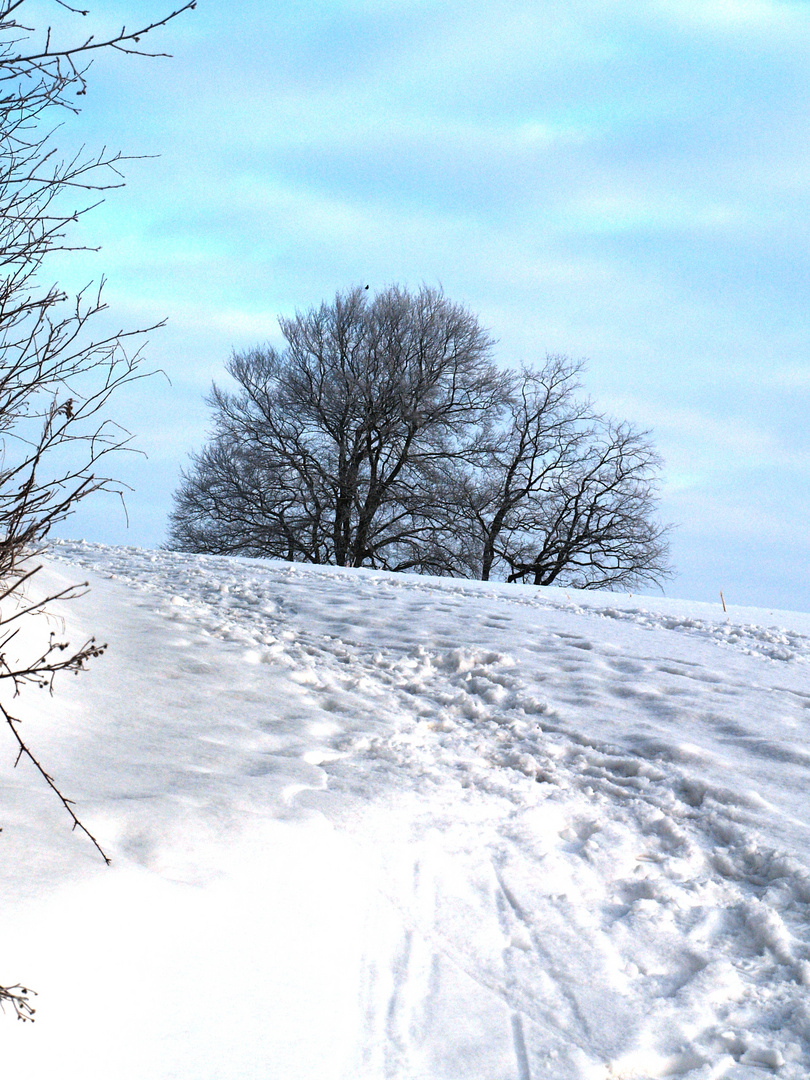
29,540,810,1079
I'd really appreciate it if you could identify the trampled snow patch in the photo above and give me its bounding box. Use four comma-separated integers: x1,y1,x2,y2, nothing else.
0,540,808,1077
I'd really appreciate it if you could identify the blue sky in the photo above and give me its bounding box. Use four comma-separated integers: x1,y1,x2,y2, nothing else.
41,0,810,610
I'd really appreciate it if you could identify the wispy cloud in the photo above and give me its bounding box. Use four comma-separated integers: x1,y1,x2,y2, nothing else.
652,0,810,35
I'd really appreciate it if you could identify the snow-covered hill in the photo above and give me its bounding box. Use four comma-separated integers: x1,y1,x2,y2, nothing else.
2,541,810,1079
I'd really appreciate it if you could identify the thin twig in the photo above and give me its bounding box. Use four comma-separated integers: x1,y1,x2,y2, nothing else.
0,982,36,1021
1,698,109,864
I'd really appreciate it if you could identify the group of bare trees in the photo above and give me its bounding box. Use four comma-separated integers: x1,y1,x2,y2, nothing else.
168,285,671,590
0,1,193,1018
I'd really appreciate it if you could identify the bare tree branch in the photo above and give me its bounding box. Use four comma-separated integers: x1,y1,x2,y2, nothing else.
0,981,35,1020
0,0,193,1007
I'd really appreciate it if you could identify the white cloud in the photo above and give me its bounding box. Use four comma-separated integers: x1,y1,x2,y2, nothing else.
652,0,810,34
561,192,745,236
600,398,810,487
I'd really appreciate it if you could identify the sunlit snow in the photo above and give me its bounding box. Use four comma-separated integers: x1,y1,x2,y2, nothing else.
2,540,810,1079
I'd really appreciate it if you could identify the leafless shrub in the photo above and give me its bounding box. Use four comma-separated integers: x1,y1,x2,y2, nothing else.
0,0,194,1011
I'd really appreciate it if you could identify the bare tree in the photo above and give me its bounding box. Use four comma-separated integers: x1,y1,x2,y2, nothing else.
168,284,506,572
450,355,671,588
169,287,671,591
0,0,194,1017
501,423,669,588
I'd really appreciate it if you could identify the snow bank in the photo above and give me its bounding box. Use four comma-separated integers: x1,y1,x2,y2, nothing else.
0,541,808,1078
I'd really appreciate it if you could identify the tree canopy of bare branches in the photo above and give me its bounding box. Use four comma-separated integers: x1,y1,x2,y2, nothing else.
168,285,672,591
169,285,506,572
0,0,194,1016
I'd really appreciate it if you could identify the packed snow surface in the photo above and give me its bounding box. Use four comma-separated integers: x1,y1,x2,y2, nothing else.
2,541,810,1079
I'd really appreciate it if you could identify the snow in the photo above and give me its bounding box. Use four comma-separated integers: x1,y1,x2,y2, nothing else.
1,540,810,1079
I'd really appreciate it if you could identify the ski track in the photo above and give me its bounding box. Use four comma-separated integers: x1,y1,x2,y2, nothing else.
44,540,810,1078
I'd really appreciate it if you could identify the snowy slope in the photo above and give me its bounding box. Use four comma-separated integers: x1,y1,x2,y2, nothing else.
1,541,810,1079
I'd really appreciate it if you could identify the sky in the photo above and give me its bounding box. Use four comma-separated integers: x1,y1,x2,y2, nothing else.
31,0,810,611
